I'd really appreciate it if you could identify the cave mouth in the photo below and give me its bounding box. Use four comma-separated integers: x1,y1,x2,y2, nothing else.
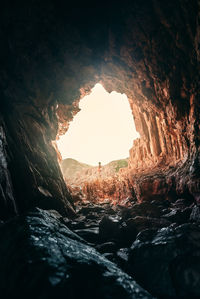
55,83,140,203
57,83,140,166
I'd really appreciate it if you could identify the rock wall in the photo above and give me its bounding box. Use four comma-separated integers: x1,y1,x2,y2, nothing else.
0,0,199,218
100,0,199,171
2,103,75,216
0,118,17,220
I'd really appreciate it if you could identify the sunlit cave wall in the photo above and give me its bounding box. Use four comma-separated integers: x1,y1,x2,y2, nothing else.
0,0,199,219
98,0,200,202
100,0,200,172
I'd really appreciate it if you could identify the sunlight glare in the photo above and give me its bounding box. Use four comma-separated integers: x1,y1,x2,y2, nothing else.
56,83,140,166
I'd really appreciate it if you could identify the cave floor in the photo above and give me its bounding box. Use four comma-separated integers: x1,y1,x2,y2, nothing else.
1,197,200,298
63,197,200,297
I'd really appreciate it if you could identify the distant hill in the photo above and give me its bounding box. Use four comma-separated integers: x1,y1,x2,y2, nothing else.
60,158,92,178
106,159,128,173
60,158,128,183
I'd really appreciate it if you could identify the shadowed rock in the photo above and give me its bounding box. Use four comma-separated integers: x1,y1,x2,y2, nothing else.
0,208,154,299
128,224,200,298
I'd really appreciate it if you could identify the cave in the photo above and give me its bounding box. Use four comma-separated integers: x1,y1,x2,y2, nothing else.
0,0,200,298
56,82,140,204
56,83,139,166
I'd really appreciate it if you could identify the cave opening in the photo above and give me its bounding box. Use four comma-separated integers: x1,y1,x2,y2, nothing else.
57,83,140,165
56,83,140,204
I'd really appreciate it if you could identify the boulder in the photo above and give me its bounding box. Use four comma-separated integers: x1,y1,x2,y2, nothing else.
122,202,163,220
172,198,194,209
99,215,120,241
163,207,191,224
122,216,171,242
115,248,130,271
74,227,99,243
128,224,200,298
0,208,153,299
190,205,200,222
96,241,118,253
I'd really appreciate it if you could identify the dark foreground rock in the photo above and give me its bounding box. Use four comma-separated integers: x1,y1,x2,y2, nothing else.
99,215,120,241
190,205,200,222
0,208,153,299
128,224,200,298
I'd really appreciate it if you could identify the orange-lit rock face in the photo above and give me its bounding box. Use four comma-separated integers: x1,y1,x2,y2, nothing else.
55,75,190,204
128,102,187,171
66,175,134,205
56,103,80,138
80,174,134,205
60,158,134,204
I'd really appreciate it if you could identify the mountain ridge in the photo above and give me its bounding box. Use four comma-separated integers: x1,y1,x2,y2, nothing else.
60,158,128,182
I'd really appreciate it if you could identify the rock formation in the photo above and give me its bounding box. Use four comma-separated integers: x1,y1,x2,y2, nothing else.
0,208,153,298
60,158,132,204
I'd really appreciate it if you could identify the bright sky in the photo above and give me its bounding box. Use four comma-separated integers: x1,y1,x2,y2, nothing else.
56,83,140,166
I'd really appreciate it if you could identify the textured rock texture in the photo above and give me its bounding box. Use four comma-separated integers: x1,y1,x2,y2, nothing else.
61,158,132,204
48,197,199,298
0,118,17,220
128,224,200,298
0,208,153,299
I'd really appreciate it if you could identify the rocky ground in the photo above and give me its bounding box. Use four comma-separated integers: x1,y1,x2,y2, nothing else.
60,158,132,204
65,197,200,298
1,196,200,298
0,207,153,299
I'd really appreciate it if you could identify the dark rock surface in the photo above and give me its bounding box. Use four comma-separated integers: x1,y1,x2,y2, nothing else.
66,199,200,298
96,241,118,254
0,192,200,298
121,201,166,220
190,205,200,222
99,215,120,241
123,216,171,238
128,224,200,298
0,208,153,299
74,227,99,243
0,120,17,220
163,207,192,224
